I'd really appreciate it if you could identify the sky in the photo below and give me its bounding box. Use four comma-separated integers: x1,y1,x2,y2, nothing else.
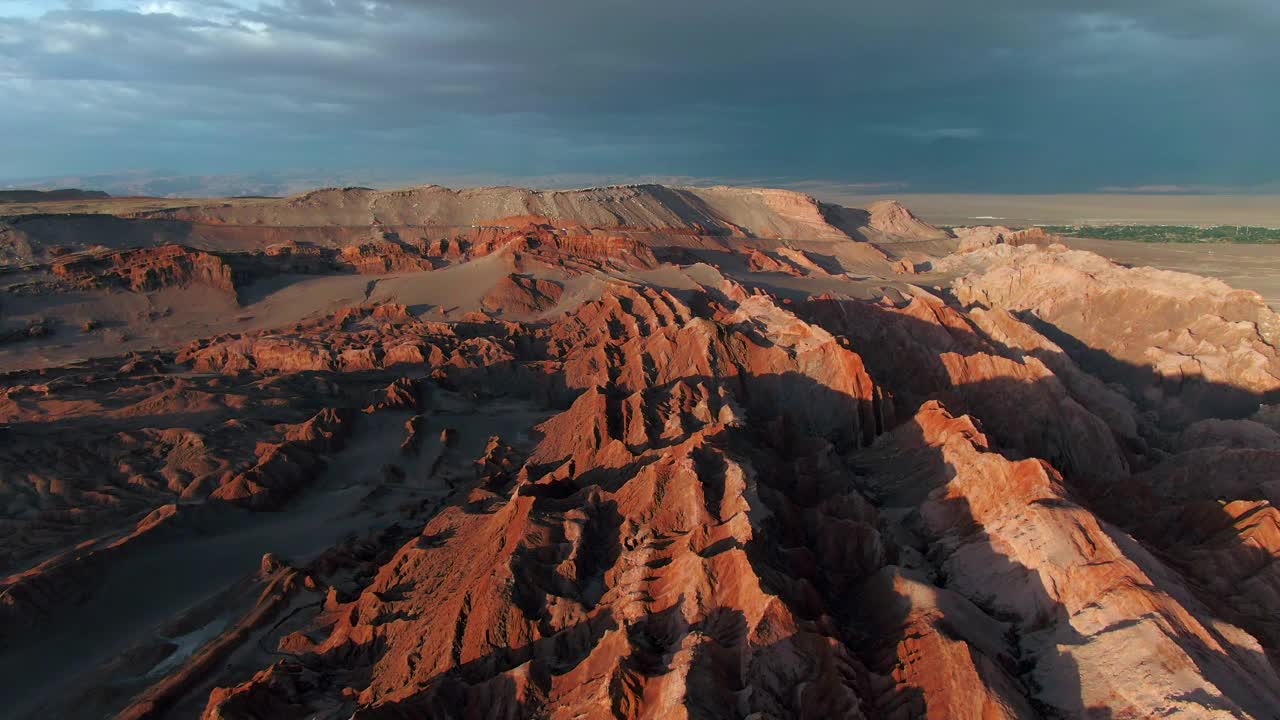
0,0,1277,193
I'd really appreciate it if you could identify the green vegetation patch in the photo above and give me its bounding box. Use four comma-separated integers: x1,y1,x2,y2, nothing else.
1042,224,1280,244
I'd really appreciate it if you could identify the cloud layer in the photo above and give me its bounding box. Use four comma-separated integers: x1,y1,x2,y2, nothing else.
1,0,1276,191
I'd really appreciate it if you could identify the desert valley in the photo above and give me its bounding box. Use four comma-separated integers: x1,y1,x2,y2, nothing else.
0,184,1278,719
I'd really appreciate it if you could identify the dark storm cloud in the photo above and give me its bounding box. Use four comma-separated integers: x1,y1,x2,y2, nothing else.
0,0,1276,191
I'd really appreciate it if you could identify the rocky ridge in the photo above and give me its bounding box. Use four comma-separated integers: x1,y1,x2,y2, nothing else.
1,186,1279,719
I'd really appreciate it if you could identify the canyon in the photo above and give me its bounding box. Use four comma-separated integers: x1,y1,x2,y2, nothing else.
2,184,1279,719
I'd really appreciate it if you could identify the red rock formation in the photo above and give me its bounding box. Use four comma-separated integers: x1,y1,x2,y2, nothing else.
865,400,1280,717
338,240,437,274
745,248,799,275
775,246,835,276
954,225,1064,253
481,274,564,315
51,244,237,293
209,407,353,509
864,200,953,241
1004,226,1060,247
953,245,1280,422
7,189,1280,720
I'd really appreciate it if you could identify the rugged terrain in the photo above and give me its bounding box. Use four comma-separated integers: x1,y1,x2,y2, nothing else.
2,184,1280,719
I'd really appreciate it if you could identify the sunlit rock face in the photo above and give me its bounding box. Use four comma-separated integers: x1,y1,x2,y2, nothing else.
3,185,1280,720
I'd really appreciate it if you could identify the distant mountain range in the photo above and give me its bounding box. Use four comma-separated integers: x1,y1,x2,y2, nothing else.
0,170,385,198
0,170,912,201
0,189,111,203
